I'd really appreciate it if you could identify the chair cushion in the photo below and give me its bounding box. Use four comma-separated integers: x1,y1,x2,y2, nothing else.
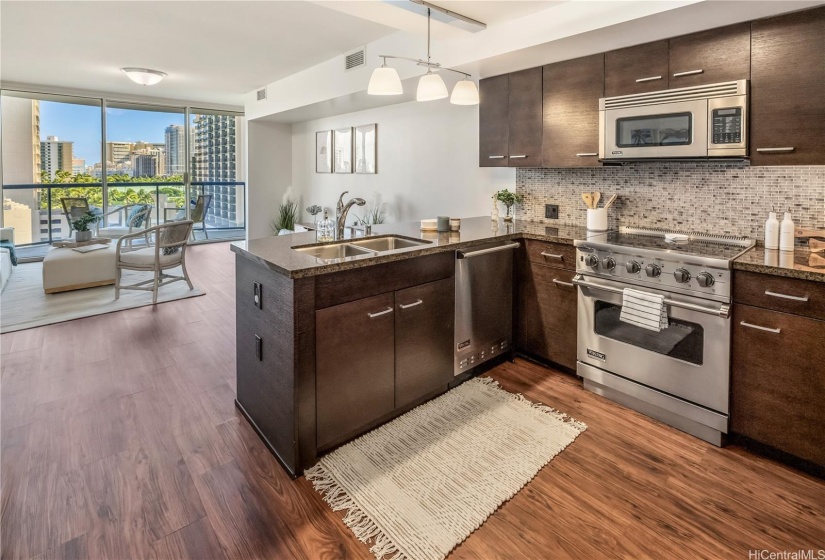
119,247,182,267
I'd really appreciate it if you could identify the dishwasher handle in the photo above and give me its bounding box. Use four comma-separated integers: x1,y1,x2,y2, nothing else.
457,242,520,259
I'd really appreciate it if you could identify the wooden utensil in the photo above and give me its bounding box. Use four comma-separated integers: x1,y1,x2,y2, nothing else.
603,194,618,210
794,227,825,238
809,239,825,253
592,191,601,208
582,193,594,209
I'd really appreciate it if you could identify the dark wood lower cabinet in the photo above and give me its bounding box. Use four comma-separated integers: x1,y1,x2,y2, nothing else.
731,303,825,467
315,292,396,449
516,260,578,370
395,278,455,409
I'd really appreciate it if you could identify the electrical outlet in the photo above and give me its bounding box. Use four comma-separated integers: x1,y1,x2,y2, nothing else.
545,204,559,219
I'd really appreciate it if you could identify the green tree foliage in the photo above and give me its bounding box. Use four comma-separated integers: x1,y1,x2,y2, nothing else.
37,172,185,210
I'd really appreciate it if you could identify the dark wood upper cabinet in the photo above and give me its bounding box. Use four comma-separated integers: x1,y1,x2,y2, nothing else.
315,292,396,449
394,278,454,409
750,6,825,165
542,54,604,167
604,40,669,97
668,23,751,87
479,74,509,167
507,67,543,167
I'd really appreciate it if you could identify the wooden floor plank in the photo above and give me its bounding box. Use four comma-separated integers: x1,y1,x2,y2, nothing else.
151,516,228,560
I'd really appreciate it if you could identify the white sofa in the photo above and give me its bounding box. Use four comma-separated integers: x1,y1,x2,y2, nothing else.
1,227,14,292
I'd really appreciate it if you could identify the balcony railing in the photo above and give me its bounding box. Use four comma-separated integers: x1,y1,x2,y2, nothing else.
2,181,246,258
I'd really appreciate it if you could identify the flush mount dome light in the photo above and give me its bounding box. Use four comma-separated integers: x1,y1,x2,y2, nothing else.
121,68,167,86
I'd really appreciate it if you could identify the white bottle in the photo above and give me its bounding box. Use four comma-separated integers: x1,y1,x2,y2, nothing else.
764,210,779,250
779,210,795,252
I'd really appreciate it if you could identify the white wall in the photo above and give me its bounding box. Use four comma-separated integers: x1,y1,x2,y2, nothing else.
247,119,292,240
291,100,515,225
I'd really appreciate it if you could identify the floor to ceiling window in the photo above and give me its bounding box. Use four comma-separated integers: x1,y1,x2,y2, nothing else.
0,90,246,259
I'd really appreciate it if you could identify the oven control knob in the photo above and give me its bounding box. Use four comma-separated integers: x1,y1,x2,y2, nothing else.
673,268,691,283
602,257,616,270
645,263,661,278
584,254,599,268
626,260,641,274
696,272,715,288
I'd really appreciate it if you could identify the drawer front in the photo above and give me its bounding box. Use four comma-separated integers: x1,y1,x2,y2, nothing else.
733,270,825,321
525,240,576,270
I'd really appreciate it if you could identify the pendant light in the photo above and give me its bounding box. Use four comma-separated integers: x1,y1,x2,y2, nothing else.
121,68,167,86
366,6,480,106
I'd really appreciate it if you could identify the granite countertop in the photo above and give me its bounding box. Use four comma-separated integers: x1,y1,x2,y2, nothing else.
231,216,597,278
733,246,825,283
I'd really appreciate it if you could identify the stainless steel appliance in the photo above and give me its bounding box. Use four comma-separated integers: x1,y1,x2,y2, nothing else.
600,80,748,161
573,229,754,445
454,242,519,375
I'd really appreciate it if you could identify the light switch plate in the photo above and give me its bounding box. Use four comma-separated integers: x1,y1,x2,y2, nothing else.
545,204,559,219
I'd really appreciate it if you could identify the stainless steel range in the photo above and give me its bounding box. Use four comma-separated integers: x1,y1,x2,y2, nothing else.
573,228,755,445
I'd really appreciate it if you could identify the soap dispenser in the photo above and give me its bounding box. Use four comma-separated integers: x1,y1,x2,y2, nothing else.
764,208,779,250
317,210,335,242
779,208,795,252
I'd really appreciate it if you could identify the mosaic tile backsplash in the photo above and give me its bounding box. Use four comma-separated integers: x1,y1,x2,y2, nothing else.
516,163,825,245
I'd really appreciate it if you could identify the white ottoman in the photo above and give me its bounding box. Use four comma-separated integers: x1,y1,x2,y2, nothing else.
42,245,117,294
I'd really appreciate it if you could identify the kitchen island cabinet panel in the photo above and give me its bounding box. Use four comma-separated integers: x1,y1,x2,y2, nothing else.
542,54,604,167
604,40,670,97
395,277,455,409
750,6,825,165
731,303,825,467
316,292,396,449
668,23,751,87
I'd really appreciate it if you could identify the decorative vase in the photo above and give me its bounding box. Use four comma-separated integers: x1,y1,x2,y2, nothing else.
75,230,92,243
503,205,514,222
491,197,499,221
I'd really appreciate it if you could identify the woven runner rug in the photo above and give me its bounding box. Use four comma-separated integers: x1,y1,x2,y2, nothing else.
306,376,587,560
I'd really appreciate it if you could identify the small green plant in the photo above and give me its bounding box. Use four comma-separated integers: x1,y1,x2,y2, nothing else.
271,200,298,233
354,194,387,226
493,189,523,209
71,211,98,232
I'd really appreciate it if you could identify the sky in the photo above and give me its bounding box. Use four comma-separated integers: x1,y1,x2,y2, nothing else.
39,101,186,165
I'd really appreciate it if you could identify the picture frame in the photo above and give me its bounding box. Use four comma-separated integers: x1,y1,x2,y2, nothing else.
333,127,353,174
315,130,332,173
354,123,377,174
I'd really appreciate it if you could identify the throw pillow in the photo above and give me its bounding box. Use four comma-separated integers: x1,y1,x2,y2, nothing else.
162,246,180,256
127,204,148,228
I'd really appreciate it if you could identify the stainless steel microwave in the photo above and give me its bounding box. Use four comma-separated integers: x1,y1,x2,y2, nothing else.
599,80,748,161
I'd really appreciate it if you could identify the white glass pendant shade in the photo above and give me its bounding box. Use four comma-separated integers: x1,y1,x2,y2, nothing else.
450,79,479,105
416,72,448,101
121,68,167,86
368,66,403,95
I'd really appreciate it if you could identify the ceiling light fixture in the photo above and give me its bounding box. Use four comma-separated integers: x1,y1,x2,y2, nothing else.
367,7,480,105
121,68,167,86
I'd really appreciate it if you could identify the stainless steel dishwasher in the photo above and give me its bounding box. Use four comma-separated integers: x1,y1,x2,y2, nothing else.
454,242,519,375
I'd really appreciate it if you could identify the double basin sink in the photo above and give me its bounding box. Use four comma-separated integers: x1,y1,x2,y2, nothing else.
293,235,431,263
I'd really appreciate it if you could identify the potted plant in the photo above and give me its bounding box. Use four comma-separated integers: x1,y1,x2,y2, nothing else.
494,189,524,222
271,199,298,234
71,211,98,242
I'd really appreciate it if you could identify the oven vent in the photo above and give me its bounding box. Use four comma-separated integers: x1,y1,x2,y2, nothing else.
256,88,267,101
601,80,747,110
621,226,755,247
344,47,366,71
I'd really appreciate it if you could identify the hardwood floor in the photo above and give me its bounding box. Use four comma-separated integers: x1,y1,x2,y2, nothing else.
2,241,823,559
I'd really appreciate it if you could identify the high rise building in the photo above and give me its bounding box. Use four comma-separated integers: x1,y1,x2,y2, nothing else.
191,113,244,228
0,96,41,243
40,136,73,180
164,125,185,176
130,147,165,178
106,141,133,165
72,158,85,176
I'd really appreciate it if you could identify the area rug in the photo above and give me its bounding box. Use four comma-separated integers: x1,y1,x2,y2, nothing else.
306,377,587,560
0,261,205,333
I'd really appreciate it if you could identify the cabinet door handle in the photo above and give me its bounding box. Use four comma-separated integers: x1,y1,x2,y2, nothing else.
488,155,506,159
367,307,394,318
635,75,662,83
509,155,527,159
540,252,564,260
553,279,575,288
672,69,703,77
764,290,809,302
399,299,423,309
576,153,598,157
740,321,781,334
756,147,794,153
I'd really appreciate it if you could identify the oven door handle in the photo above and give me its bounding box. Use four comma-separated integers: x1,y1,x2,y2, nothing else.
572,275,731,318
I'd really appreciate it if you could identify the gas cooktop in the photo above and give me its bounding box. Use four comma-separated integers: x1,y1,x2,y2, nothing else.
589,227,754,261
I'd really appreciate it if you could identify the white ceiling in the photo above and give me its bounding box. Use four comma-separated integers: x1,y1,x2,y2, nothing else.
0,1,397,107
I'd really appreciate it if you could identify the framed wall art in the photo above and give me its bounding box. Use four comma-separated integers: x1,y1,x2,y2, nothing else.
333,127,353,173
354,123,377,174
315,130,332,173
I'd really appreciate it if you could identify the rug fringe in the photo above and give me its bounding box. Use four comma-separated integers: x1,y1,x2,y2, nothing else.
475,377,588,432
306,463,409,560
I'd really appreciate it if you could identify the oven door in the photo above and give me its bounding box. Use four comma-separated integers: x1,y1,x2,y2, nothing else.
601,99,708,159
575,275,730,413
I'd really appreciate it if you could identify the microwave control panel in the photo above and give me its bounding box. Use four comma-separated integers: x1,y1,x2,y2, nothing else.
711,107,742,144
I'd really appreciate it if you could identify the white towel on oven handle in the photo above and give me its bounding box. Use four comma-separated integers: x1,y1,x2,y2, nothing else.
619,288,668,332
